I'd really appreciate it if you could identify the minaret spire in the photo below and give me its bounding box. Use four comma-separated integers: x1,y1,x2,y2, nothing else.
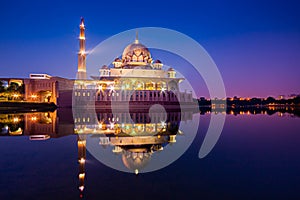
77,17,87,79
135,30,139,44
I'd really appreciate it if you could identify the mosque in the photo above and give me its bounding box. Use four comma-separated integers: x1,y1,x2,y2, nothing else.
0,18,198,197
72,17,197,197
1,18,193,107
73,18,193,107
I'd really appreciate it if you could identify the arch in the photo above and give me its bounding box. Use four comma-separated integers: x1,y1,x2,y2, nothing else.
145,81,155,90
138,55,143,62
132,55,137,62
134,81,144,90
37,90,52,102
168,80,178,91
122,80,133,90
156,81,166,91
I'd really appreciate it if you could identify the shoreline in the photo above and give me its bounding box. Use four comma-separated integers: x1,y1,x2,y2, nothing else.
0,101,57,113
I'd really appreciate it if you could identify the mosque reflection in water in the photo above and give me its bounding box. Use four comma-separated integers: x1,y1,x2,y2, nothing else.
74,106,194,195
1,107,297,197
0,107,194,196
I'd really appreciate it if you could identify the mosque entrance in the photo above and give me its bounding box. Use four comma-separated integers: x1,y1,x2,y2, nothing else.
37,90,52,102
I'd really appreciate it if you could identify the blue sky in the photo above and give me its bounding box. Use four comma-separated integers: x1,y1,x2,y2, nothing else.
0,0,299,97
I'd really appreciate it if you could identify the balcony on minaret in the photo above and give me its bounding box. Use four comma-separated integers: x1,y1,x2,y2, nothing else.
79,50,86,56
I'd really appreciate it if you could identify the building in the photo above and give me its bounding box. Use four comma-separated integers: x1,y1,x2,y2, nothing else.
0,75,73,107
24,74,74,107
73,18,193,108
0,18,194,108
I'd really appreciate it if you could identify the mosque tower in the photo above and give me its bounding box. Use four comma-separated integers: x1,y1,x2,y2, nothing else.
77,17,87,79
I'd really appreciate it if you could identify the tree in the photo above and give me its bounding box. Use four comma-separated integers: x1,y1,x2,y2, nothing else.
7,82,19,92
0,81,5,93
265,96,276,104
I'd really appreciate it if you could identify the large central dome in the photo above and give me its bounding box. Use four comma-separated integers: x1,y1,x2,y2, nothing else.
121,38,152,65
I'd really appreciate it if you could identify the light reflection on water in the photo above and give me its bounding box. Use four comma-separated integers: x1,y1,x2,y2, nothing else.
0,108,299,199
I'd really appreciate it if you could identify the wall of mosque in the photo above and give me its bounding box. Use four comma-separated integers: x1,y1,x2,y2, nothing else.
109,68,167,78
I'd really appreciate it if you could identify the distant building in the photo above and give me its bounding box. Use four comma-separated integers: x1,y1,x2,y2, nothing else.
24,75,73,107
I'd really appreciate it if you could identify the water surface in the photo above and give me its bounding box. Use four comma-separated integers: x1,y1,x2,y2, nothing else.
0,110,299,199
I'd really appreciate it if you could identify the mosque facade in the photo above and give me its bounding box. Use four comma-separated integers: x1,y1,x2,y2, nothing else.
73,18,193,107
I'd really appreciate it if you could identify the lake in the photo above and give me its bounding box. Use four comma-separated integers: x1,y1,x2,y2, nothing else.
0,108,299,199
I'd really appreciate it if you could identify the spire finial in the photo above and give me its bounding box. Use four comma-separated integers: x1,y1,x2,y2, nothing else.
80,17,85,28
135,30,139,44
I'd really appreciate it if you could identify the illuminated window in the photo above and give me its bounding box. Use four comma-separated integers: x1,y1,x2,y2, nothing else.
132,55,137,62
138,55,143,62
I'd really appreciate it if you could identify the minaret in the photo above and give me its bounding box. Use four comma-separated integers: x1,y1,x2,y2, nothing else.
77,17,87,80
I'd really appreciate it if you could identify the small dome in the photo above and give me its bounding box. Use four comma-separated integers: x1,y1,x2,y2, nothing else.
168,67,174,71
101,65,108,69
114,58,122,62
154,60,162,64
122,149,152,172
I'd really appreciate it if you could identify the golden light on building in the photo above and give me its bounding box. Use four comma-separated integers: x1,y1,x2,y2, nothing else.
79,50,86,56
12,94,20,98
169,135,177,143
13,117,20,123
110,122,115,129
31,94,37,99
109,85,115,91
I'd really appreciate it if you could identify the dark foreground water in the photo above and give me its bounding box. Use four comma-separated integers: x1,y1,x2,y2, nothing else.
0,110,299,199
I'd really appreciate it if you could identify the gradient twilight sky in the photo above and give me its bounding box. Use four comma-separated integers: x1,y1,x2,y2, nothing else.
0,0,299,97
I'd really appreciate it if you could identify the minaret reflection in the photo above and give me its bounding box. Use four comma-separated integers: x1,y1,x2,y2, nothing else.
77,134,86,198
